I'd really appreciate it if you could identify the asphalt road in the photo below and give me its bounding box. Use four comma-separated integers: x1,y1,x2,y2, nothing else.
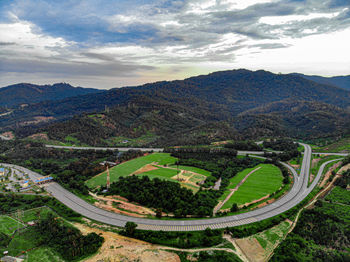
2,143,343,231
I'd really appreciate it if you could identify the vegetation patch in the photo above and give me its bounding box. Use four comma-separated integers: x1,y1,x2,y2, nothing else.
221,164,283,209
0,215,24,235
86,153,177,188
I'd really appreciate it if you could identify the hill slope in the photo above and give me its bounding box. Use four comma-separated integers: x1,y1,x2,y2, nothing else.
0,83,101,107
2,69,350,145
295,73,350,91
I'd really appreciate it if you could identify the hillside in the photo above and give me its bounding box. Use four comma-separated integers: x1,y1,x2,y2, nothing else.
295,73,350,91
2,69,350,145
0,83,101,107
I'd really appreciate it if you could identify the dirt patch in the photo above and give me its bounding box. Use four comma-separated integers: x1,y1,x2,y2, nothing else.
236,237,265,262
0,131,14,139
337,163,350,175
28,133,49,141
20,116,55,126
311,158,321,168
309,174,314,183
134,164,159,174
289,164,300,169
92,194,159,217
319,161,343,188
74,223,180,262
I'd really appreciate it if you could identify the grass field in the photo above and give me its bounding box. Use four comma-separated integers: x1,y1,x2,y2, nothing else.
25,247,65,262
221,164,283,209
254,220,291,250
170,165,211,176
17,207,53,223
0,216,24,235
86,153,177,188
219,166,264,201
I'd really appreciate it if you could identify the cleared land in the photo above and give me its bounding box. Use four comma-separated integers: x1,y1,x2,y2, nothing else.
86,153,177,188
0,216,24,235
170,165,211,176
221,164,283,209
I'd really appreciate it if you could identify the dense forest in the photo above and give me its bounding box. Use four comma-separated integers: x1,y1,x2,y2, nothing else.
271,170,350,261
1,70,350,146
35,214,103,261
105,175,220,217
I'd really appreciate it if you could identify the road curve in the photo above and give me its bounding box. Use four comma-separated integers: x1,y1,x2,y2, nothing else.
2,143,342,231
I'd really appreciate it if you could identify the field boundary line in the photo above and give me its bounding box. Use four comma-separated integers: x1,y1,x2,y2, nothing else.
213,167,262,215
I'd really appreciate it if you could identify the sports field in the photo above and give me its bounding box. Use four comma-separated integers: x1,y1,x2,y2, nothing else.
221,164,283,209
86,153,177,188
0,216,24,235
170,165,211,176
139,167,179,181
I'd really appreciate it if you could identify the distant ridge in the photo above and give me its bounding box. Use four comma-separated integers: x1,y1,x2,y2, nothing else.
0,82,101,107
1,69,350,145
294,73,350,91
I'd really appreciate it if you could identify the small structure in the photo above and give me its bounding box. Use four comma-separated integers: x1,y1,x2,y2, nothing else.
99,161,117,167
20,180,30,189
34,176,53,185
0,168,5,176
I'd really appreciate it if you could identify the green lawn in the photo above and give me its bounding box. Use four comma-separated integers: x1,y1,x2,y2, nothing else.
170,165,211,176
255,221,291,250
0,216,24,235
19,207,53,223
221,164,283,209
141,167,179,179
25,247,65,262
219,166,263,201
6,227,41,256
86,153,177,188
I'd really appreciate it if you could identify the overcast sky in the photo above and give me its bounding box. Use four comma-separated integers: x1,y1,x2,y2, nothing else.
0,0,349,89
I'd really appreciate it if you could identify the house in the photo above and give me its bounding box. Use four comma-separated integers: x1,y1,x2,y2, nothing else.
0,168,5,176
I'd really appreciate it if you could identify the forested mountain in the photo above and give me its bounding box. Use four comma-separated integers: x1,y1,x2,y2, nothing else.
0,82,101,107
1,69,350,145
296,73,350,91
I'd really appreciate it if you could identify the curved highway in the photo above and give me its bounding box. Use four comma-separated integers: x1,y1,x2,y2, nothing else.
1,143,344,231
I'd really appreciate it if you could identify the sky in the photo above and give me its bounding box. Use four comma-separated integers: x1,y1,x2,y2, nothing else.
0,0,349,89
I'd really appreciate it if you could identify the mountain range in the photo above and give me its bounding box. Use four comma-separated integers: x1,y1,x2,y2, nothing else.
296,73,350,91
1,69,349,146
0,83,100,107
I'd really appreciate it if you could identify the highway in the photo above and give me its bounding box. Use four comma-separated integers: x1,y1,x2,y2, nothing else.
1,143,344,231
44,144,349,157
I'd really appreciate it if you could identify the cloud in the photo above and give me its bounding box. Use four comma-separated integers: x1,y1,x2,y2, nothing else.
0,0,349,88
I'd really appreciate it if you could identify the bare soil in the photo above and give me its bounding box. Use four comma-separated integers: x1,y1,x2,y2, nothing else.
236,237,265,262
74,223,180,262
92,194,159,217
319,162,343,188
134,164,159,174
0,131,14,139
28,133,49,141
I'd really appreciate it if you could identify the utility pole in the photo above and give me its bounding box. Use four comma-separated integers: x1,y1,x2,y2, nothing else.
106,165,110,190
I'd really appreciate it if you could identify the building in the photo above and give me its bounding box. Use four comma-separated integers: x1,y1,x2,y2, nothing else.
34,176,53,185
0,168,5,176
20,180,30,189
